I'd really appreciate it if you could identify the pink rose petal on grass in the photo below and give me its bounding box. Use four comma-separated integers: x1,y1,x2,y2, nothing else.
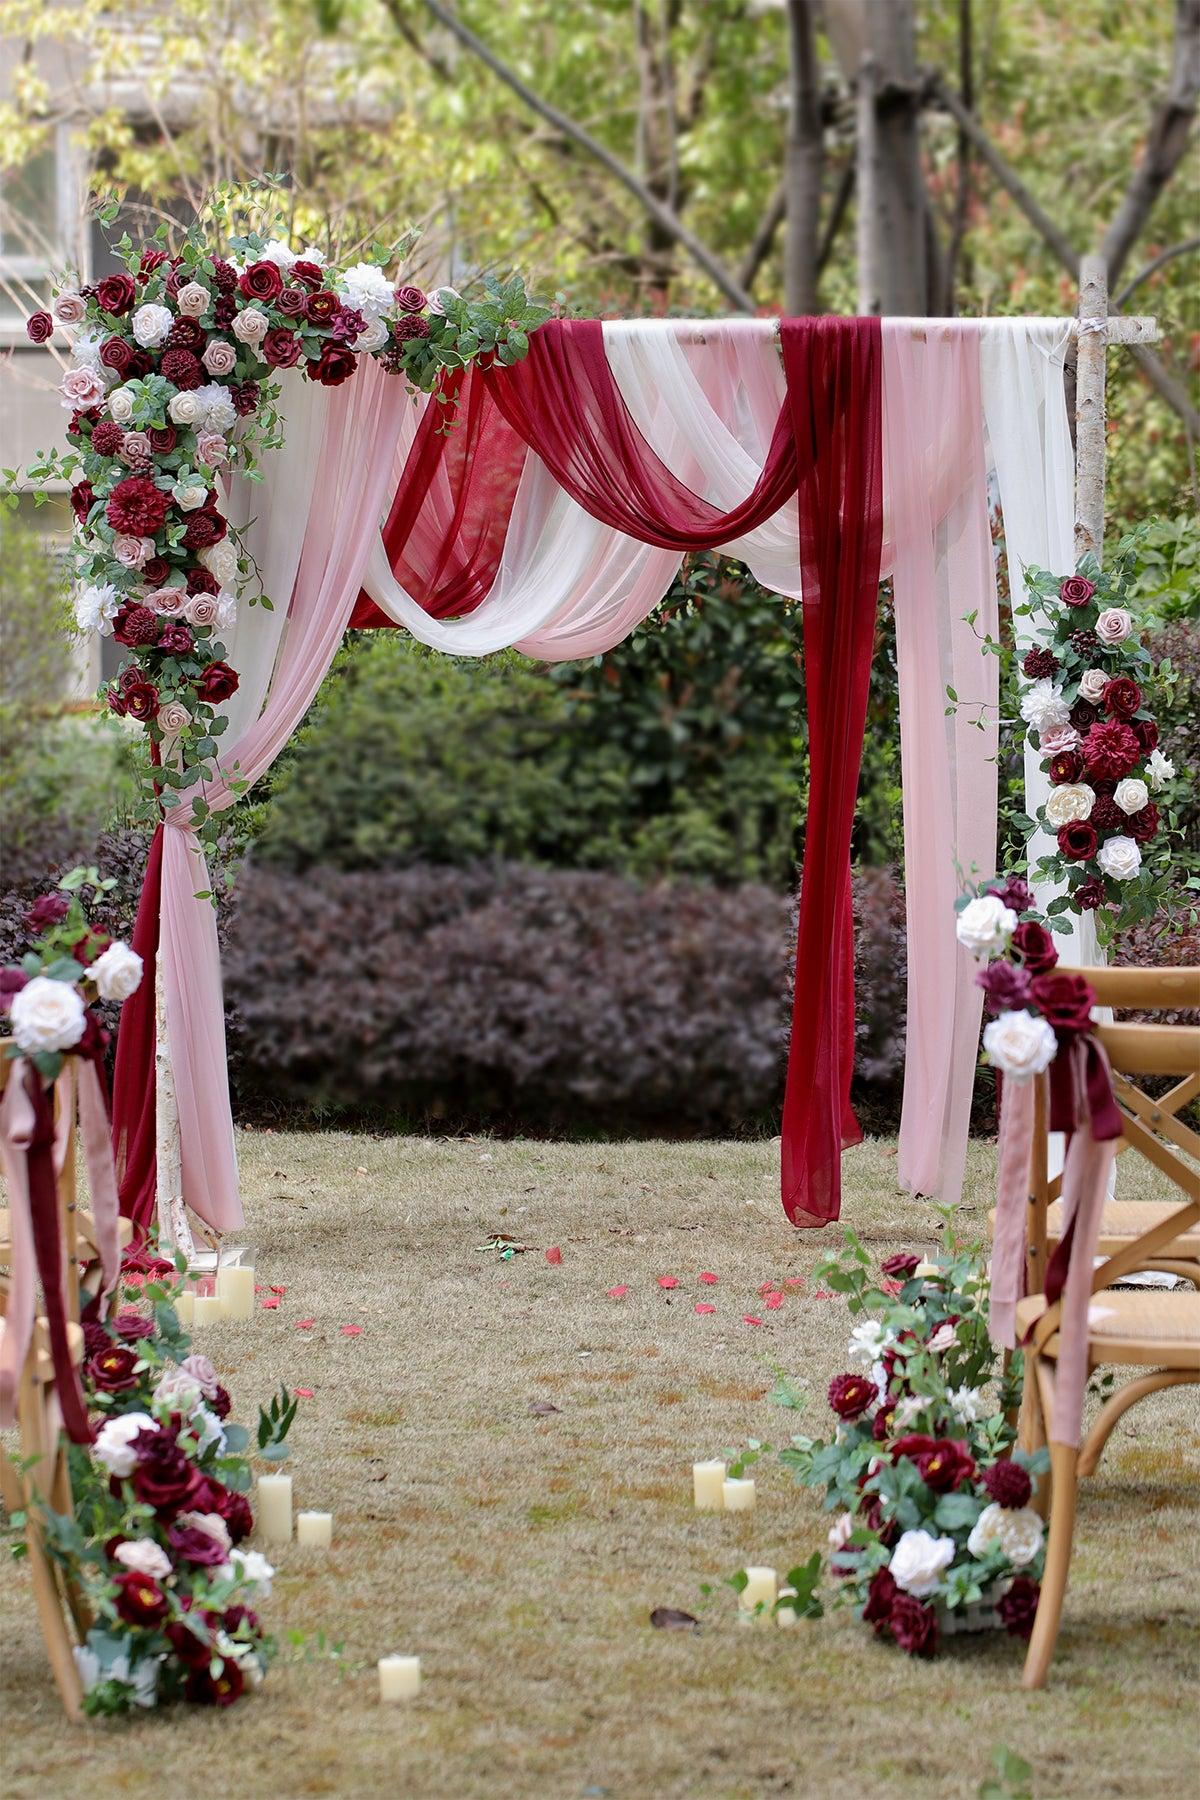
784,1277,806,1292
295,1318,315,1330
544,1247,562,1265
743,1315,763,1327
813,1289,833,1300
764,1293,784,1310
657,1276,678,1290
607,1286,629,1300
694,1302,717,1315
698,1272,718,1285
269,1284,287,1295
340,1324,363,1337
261,1297,280,1310
293,1387,314,1399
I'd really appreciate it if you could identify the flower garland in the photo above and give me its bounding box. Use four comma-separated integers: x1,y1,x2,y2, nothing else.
20,202,548,855
954,873,1095,1080
1015,542,1177,942
3,865,143,1078
778,1230,1047,1656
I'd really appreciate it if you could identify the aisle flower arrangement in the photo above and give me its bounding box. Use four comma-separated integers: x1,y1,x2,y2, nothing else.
17,192,548,857
954,872,1095,1081
3,864,142,1078
780,1230,1046,1657
1015,541,1178,942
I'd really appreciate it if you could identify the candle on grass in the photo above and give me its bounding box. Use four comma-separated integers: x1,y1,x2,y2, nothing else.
217,1263,255,1321
692,1460,726,1511
775,1586,799,1629
296,1510,333,1548
722,1478,756,1512
738,1566,777,1621
192,1293,223,1327
174,1290,195,1326
379,1655,421,1702
256,1473,293,1542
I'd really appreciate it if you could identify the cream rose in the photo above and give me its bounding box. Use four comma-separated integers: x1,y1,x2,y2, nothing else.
1044,782,1095,828
53,290,87,324
91,940,143,1002
1077,668,1109,703
982,1009,1058,1081
229,1547,274,1598
92,1412,155,1478
59,365,106,411
199,540,237,585
9,976,87,1054
173,480,209,512
107,385,136,424
153,1368,204,1412
175,281,210,317
1094,607,1131,645
202,339,237,377
232,306,268,344
955,893,1017,958
968,1502,1044,1568
180,1352,219,1397
888,1528,955,1597
120,430,154,465
114,1539,173,1580
1114,777,1149,815
1097,835,1141,882
131,302,173,348
157,701,192,736
354,317,390,353
168,390,204,427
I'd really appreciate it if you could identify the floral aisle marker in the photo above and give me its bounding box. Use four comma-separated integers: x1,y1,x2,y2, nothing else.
9,186,549,860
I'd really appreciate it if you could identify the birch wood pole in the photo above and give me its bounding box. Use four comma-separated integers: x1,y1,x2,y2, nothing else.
856,57,881,315
154,960,192,1260
1074,254,1108,566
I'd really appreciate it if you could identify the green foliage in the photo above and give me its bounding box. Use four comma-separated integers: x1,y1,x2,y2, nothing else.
257,1383,300,1461
979,1745,1034,1800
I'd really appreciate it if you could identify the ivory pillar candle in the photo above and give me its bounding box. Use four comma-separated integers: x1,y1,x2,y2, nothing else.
379,1655,421,1702
775,1585,799,1629
692,1460,726,1511
217,1264,255,1321
722,1478,756,1512
738,1566,777,1620
192,1293,223,1327
256,1473,293,1542
174,1290,195,1326
296,1510,332,1548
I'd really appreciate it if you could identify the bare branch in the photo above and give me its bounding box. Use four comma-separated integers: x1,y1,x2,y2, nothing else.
1101,0,1200,282
1112,234,1200,307
737,181,786,293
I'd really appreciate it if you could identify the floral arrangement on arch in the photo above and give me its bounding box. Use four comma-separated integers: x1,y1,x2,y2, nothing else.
779,1229,1047,1657
40,1262,295,1716
1015,540,1178,942
16,189,549,856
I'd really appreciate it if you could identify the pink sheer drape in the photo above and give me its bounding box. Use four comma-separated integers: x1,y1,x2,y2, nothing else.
883,324,999,1205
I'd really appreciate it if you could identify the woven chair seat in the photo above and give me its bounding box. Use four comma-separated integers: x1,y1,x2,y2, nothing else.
1016,1288,1200,1369
1047,1198,1200,1259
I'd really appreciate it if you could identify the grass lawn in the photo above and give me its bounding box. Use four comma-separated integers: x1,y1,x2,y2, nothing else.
2,1132,1196,1800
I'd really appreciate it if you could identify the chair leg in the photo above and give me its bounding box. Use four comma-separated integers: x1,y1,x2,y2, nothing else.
1022,1350,1051,1521
49,1442,91,1641
18,1384,83,1720
1022,1438,1079,1690
1077,1370,1199,1478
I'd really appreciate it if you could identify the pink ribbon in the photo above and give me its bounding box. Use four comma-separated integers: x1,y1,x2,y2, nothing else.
989,1070,1035,1351
77,1053,122,1308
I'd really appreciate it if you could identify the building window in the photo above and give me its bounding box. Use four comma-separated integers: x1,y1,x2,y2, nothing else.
0,126,84,326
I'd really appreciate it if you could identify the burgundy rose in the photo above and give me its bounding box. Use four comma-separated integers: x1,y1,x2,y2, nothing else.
237,260,284,304
270,286,303,317
889,1593,939,1656
209,1383,233,1421
1101,675,1142,720
96,273,137,316
139,248,169,276
160,347,203,390
827,1372,877,1421
68,408,101,435
87,1343,141,1393
129,1429,203,1514
231,380,260,416
1057,820,1097,862
113,1571,169,1627
304,288,339,325
186,567,220,596
1070,698,1099,731
164,263,184,297
90,420,125,457
70,926,110,967
122,681,161,723
193,1476,252,1541
1030,970,1095,1037
1082,719,1141,781
1059,575,1096,608
142,556,170,587
167,316,205,350
181,509,226,551
394,283,427,315
881,1251,921,1281
919,1438,977,1492
99,335,136,377
70,480,96,524
988,874,1033,915
168,1522,229,1567
976,959,1032,1015
119,665,147,693
214,294,237,328
1089,794,1123,833
184,1658,245,1707
1010,920,1058,975
1132,717,1159,754
1076,877,1105,911
392,314,430,343
306,342,357,386
262,327,301,369
1047,750,1084,785
982,1458,1033,1509
112,603,161,648
195,661,240,704
221,1603,259,1635
107,688,128,718
1128,802,1159,843
112,1307,155,1343
24,891,70,932
165,1615,214,1668
290,259,325,291
126,348,154,379
106,474,170,536
997,1576,1041,1640
26,309,53,343
148,424,178,454
158,621,194,656
862,1567,898,1635
211,258,238,292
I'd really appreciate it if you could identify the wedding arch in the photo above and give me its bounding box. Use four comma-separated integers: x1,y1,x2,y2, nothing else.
19,225,1159,1256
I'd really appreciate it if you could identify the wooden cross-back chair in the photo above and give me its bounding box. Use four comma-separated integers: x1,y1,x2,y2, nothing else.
1013,966,1200,1689
0,1044,131,1719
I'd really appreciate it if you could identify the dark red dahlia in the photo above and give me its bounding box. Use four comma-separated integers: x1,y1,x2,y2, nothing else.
181,509,226,551
186,567,220,597
1089,794,1123,832
158,621,194,656
90,420,125,456
26,309,53,343
827,1372,877,1421
112,603,161,648
106,474,170,536
113,1572,169,1628
982,1458,1033,1509
70,479,96,524
290,259,324,291
166,316,204,350
889,1594,939,1656
86,1344,141,1392
862,1567,898,1635
392,314,430,343
997,1576,1041,1640
1101,675,1142,719
306,342,357,386
96,272,137,315
195,660,240,703
160,347,203,390
1021,646,1059,680
238,260,284,304
1082,719,1141,781
1057,820,1097,862
1047,750,1083,785
1128,802,1159,844
122,681,161,723
210,258,237,292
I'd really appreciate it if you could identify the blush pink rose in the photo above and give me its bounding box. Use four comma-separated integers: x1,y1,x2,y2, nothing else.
144,586,189,616
59,365,106,410
175,282,210,317
157,700,192,735
119,430,154,464
194,430,228,466
1038,723,1081,758
112,534,152,569
202,339,237,377
53,291,88,324
1095,607,1132,645
184,593,219,627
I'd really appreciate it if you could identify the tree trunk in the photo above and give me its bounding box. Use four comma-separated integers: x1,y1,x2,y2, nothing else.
784,0,823,315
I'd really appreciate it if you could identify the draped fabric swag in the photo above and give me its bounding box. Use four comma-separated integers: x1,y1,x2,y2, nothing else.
112,316,1077,1244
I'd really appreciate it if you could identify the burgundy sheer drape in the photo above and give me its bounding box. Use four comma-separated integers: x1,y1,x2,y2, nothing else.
111,822,164,1237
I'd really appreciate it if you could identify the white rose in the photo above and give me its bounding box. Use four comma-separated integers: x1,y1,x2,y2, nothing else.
214,589,238,631
107,384,136,423
354,317,390,353
948,1385,989,1426
1114,778,1149,815
1044,783,1095,828
258,238,298,271
1097,835,1141,882
232,306,268,344
983,1009,1058,1081
229,1547,274,1598
91,940,143,1002
955,893,1017,958
968,1502,1043,1568
1146,749,1176,791
1019,678,1070,736
827,1511,855,1552
9,976,87,1054
131,303,173,348
175,281,211,317
114,1538,173,1580
176,1510,232,1554
888,1528,956,1597
195,382,237,432
75,581,119,635
199,540,238,585
1077,668,1109,703
174,480,209,512
847,1318,894,1369
168,390,204,426
337,261,395,319
92,1411,155,1478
